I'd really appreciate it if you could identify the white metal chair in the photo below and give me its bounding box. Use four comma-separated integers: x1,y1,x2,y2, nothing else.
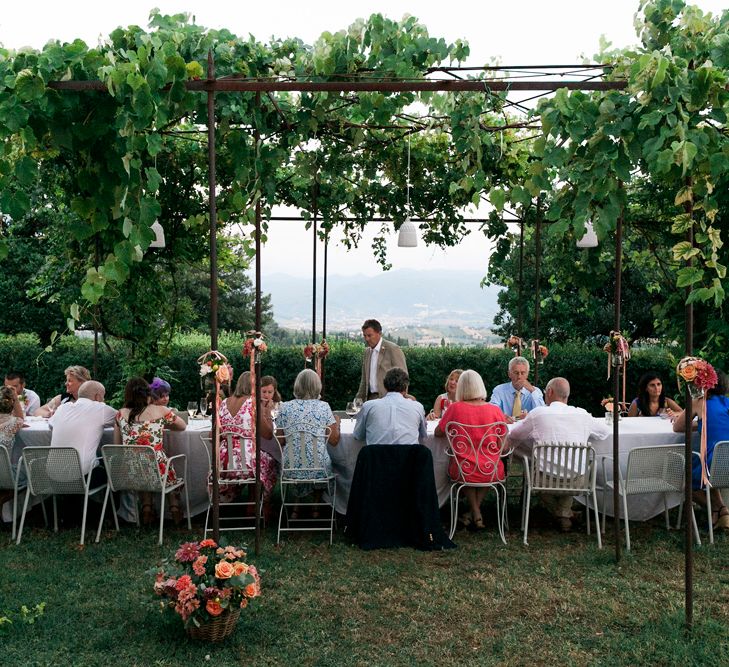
0,446,27,541
200,432,262,536
601,444,700,551
276,427,336,545
521,442,601,547
16,446,112,545
690,442,729,544
97,445,191,545
444,421,511,543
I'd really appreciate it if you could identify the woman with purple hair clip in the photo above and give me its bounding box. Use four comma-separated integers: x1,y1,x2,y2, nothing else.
149,377,172,407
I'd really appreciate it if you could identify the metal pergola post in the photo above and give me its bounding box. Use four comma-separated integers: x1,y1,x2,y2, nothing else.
612,202,624,563
533,201,542,388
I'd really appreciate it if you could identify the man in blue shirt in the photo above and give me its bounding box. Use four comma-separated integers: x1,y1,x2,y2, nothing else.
490,356,544,421
354,368,427,445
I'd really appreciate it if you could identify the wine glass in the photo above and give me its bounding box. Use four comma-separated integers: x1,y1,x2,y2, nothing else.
187,401,198,420
198,398,208,418
352,397,363,413
270,404,279,421
345,402,357,418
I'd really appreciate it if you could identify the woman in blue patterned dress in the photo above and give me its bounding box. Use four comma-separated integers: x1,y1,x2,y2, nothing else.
275,370,340,514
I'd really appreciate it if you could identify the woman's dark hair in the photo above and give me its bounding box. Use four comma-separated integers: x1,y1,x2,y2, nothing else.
636,372,666,415
708,370,729,398
124,377,150,422
260,375,282,403
0,386,15,414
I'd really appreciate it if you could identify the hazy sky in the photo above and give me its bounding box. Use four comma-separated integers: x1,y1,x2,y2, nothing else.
0,1,724,276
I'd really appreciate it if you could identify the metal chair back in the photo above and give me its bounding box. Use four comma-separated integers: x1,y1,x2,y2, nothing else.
0,446,14,490
101,445,166,492
444,421,510,483
709,441,729,489
624,445,685,495
530,442,594,493
279,427,332,480
24,446,86,495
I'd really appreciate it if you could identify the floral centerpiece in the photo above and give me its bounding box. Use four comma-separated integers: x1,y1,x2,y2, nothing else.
198,351,231,385
304,339,329,378
603,331,630,408
152,539,261,641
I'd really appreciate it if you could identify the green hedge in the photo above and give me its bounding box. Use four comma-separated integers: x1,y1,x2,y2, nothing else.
0,334,687,415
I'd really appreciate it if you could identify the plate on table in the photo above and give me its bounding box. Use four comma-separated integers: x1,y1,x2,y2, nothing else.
24,416,48,422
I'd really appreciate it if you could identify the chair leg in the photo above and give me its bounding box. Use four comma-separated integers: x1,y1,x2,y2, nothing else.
95,487,112,543
448,486,457,540
53,496,58,533
676,501,684,530
80,492,90,546
691,505,701,546
664,494,670,530
183,482,192,530
622,490,631,552
496,486,506,545
522,484,532,546
591,490,602,549
277,483,287,545
16,489,32,545
158,491,167,546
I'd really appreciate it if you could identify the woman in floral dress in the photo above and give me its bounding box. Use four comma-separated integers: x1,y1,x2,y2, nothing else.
115,377,187,525
217,371,277,504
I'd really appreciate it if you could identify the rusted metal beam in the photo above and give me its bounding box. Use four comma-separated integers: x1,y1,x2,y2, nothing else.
47,79,627,92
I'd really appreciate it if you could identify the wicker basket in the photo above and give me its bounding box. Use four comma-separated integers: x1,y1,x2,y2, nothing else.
186,609,241,642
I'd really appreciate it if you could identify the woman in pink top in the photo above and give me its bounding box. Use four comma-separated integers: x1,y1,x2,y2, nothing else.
435,370,508,530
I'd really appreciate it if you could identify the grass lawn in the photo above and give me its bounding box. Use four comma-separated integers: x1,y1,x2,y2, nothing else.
1,502,728,667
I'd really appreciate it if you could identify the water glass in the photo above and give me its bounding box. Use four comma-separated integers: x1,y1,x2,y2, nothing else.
187,401,198,419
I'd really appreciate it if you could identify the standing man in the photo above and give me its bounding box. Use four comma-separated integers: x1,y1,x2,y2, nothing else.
356,319,408,402
4,371,40,416
354,368,426,445
508,377,610,531
490,356,544,421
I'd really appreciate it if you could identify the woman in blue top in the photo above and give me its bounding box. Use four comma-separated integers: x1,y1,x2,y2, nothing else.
673,370,729,530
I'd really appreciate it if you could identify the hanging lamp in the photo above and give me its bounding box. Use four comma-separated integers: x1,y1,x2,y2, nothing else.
397,133,418,247
576,220,598,248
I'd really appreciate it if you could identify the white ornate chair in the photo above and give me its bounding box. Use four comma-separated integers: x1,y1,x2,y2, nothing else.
444,421,511,543
276,427,336,545
521,442,601,547
98,444,191,545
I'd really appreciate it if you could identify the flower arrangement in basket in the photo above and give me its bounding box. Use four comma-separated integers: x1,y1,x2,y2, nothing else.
198,351,231,385
505,335,525,356
303,339,329,378
530,340,548,365
676,356,718,400
152,540,261,641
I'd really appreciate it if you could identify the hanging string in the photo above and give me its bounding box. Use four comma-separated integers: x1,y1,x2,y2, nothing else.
406,132,411,211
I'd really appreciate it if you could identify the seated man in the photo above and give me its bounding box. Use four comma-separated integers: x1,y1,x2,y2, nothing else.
354,367,426,446
490,356,544,421
4,371,40,416
48,380,116,484
508,376,610,532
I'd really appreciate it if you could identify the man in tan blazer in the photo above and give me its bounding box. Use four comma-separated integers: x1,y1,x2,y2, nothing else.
356,319,408,402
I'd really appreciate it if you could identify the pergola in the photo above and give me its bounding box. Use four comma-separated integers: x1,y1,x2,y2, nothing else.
48,54,699,628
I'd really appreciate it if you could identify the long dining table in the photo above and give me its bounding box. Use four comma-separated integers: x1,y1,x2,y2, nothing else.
9,414,700,524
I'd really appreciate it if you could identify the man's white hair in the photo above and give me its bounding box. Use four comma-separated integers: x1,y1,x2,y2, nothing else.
508,356,530,373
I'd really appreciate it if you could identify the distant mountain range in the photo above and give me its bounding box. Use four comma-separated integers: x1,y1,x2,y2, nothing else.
263,269,502,330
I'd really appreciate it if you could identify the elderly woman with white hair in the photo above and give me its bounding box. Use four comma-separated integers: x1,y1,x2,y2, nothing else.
275,369,340,517
435,369,509,530
35,365,92,418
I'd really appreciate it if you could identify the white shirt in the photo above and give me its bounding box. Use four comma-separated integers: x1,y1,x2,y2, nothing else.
353,392,427,445
509,401,611,475
48,398,117,477
22,388,41,416
368,338,383,394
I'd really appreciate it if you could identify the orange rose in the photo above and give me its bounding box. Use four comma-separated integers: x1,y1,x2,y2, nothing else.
215,561,235,579
200,539,217,548
245,583,258,598
206,599,223,616
680,365,697,382
240,598,248,609
216,365,230,383
232,562,249,576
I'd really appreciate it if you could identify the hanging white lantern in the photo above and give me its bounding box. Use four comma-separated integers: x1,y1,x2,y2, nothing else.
576,221,598,248
397,217,418,247
150,220,166,248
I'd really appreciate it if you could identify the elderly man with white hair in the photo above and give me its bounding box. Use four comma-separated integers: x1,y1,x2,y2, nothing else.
508,376,610,532
49,380,117,483
489,356,544,421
